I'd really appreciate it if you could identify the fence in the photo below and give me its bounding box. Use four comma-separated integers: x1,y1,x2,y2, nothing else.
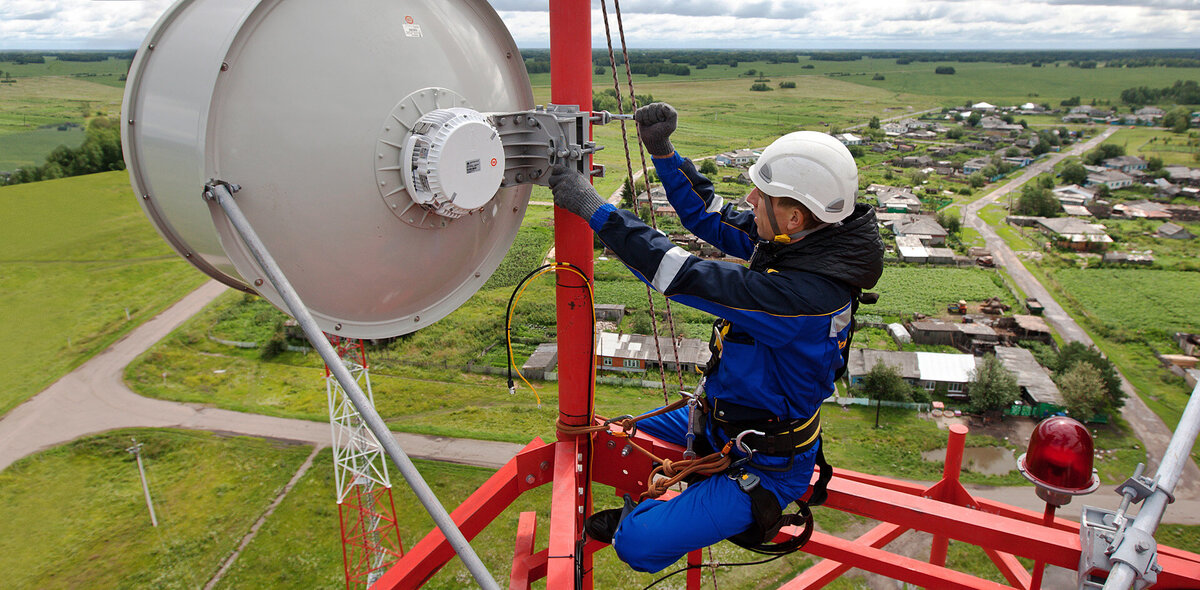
824,396,931,413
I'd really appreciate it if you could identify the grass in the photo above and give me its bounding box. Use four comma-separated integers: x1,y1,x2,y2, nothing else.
1050,268,1200,336
0,171,207,416
1101,126,1200,167
0,429,314,590
0,124,85,171
870,266,1013,317
0,74,124,137
979,203,1039,251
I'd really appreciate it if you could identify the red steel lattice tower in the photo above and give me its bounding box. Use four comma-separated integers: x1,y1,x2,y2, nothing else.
326,336,404,589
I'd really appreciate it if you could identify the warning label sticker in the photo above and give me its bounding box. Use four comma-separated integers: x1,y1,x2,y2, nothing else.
466,159,481,174
403,24,423,38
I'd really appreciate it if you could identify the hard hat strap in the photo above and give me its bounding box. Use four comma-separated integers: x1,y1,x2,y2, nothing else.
762,193,788,243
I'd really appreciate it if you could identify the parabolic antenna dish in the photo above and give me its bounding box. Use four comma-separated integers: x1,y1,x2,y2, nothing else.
122,0,534,338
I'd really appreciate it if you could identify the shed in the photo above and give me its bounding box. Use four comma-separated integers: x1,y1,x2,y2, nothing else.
846,349,920,386
915,352,980,395
521,343,559,380
994,346,1063,411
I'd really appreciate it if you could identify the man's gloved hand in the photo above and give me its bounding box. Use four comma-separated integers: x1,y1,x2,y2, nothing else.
634,102,677,156
548,164,607,221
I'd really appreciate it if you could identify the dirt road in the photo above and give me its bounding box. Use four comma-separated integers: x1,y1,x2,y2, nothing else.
0,280,524,473
963,127,1200,498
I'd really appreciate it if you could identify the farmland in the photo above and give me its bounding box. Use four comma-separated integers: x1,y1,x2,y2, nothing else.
1050,268,1200,336
1101,126,1200,167
870,267,1013,317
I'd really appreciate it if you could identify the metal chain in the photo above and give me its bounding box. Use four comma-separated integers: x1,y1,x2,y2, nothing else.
600,0,686,403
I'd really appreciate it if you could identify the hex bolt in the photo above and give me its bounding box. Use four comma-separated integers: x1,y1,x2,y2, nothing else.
254,279,263,286
1136,542,1149,553
621,444,633,457
607,440,616,448
525,474,535,484
334,323,342,331
540,461,550,471
220,62,229,71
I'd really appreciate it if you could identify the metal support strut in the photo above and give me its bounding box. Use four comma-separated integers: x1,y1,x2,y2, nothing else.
203,181,500,590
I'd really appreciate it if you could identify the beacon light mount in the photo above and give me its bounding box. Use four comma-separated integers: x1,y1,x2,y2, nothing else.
1017,415,1100,507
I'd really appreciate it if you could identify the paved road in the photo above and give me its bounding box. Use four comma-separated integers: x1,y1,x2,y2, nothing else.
0,280,524,473
963,127,1200,498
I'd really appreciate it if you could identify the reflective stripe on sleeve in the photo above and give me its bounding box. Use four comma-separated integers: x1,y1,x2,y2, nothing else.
705,195,725,214
652,246,692,293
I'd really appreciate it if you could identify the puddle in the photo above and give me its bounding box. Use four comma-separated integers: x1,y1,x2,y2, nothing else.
921,446,1016,476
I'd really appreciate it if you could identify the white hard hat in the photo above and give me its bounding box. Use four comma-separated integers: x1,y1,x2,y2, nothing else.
748,131,858,224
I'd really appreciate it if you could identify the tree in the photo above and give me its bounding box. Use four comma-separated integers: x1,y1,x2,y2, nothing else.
860,362,912,428
1163,107,1192,133
1016,184,1059,217
1038,173,1055,189
868,116,881,130
1095,183,1112,199
945,127,964,139
594,66,606,75
1148,156,1164,172
749,83,772,92
967,111,982,127
968,172,986,188
935,66,956,75
699,159,718,175
968,355,1020,415
936,209,961,235
1057,362,1108,421
1084,144,1124,166
1055,342,1124,412
1060,161,1088,185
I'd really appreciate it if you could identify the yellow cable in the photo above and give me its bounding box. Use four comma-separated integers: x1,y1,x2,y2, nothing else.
507,263,596,408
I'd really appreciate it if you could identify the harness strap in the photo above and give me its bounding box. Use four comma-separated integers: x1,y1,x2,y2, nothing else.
711,399,821,457
727,485,814,555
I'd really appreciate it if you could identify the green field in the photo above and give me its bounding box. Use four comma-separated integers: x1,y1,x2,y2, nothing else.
0,125,85,172
1051,268,1200,336
0,171,207,416
870,266,1013,317
1101,126,1200,167
0,75,124,136
0,429,313,590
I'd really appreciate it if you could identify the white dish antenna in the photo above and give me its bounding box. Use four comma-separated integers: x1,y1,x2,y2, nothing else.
122,0,534,338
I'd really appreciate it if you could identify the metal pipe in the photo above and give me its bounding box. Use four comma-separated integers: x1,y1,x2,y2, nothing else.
1104,381,1200,590
1030,503,1055,590
205,183,499,590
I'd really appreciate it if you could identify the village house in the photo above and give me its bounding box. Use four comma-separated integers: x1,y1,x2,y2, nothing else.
1113,199,1171,220
594,332,710,374
836,133,862,146
1157,222,1195,240
962,158,990,175
909,320,999,353
893,215,949,246
847,350,981,398
993,346,1062,416
998,315,1054,344
1164,166,1200,187
714,148,760,167
1085,167,1134,190
1036,217,1113,251
1102,155,1147,174
881,122,907,136
979,116,1023,132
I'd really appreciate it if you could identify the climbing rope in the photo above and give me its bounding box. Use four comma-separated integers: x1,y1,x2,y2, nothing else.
555,395,732,500
599,0,687,404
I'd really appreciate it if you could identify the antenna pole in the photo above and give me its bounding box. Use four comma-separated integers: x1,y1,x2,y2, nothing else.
203,182,500,590
550,0,595,586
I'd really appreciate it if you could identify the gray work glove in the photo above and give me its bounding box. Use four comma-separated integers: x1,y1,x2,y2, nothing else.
549,164,607,221
634,102,677,157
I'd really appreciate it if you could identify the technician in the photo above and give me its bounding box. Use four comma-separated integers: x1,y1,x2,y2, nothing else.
548,102,884,572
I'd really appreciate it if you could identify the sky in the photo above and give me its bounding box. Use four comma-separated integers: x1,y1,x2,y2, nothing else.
1,0,1199,51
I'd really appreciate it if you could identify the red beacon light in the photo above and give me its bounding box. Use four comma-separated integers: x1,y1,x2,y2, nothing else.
1018,415,1100,506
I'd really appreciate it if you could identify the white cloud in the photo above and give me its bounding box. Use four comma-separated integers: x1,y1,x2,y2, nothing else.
0,0,1196,49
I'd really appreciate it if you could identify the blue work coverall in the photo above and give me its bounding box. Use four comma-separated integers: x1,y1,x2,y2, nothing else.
584,152,884,573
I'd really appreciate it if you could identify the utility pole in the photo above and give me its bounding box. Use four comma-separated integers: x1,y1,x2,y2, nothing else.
126,439,158,527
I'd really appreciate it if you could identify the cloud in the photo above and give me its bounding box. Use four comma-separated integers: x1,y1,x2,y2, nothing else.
1044,0,1200,9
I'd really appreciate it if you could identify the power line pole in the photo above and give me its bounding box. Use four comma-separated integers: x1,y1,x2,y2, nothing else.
126,439,158,527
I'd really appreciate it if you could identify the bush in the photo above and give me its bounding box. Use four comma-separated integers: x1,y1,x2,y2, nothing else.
749,83,773,92
935,66,956,75
872,73,885,80
779,81,796,89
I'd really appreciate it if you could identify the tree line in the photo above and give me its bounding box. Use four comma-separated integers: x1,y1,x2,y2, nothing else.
1120,80,1200,107
0,50,135,64
1,117,124,186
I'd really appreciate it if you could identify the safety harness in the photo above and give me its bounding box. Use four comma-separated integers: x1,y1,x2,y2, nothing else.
699,284,877,555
